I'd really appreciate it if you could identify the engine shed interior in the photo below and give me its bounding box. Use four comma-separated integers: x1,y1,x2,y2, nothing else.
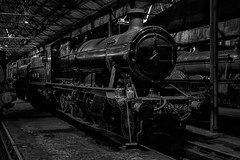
1,0,240,149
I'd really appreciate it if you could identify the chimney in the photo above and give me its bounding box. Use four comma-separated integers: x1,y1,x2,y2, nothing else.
127,0,151,30
127,9,146,30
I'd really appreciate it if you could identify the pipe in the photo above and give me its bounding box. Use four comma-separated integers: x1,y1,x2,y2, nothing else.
108,13,112,37
210,0,218,133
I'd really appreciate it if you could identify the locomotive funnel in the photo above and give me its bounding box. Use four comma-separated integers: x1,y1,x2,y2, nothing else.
127,8,145,31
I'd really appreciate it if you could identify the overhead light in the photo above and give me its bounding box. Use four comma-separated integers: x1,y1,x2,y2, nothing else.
24,20,29,24
6,28,12,37
24,40,29,45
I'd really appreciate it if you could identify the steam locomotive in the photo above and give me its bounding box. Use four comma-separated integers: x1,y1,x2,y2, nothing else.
167,40,240,108
12,8,199,141
0,64,16,115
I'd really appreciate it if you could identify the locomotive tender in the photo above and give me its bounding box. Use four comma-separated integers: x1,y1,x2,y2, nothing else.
13,7,198,141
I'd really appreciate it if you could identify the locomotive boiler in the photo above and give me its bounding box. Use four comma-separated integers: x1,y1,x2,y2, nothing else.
168,40,240,108
59,9,176,85
14,6,197,142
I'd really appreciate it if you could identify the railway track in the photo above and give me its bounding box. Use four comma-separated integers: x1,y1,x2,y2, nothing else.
1,100,176,160
54,108,177,159
186,141,240,160
54,108,128,147
53,106,240,160
0,121,24,160
2,99,240,160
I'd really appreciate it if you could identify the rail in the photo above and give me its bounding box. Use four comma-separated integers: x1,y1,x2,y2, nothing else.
55,108,177,160
0,121,24,160
187,141,240,160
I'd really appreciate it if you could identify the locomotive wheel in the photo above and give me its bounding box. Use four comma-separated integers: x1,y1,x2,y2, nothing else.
77,101,88,121
69,104,78,117
98,120,113,131
76,98,84,119
120,109,136,139
102,123,113,132
80,96,93,122
91,117,101,128
85,97,94,122
60,94,69,112
78,107,84,119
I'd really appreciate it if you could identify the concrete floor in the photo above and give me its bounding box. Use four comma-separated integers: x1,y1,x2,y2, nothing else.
2,99,171,160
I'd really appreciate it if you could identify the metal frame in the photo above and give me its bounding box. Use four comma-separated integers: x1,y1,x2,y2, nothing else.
0,0,128,55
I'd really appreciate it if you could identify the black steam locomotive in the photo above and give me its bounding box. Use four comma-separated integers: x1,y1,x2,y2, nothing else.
0,64,16,115
12,8,199,141
167,40,240,108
